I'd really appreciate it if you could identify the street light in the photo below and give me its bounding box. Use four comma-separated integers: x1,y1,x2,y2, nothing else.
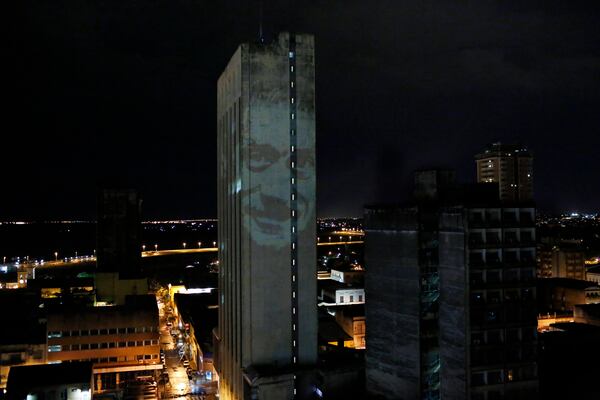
213,241,216,247
183,242,187,249
54,252,58,261
142,244,146,252
154,244,158,252
198,242,202,248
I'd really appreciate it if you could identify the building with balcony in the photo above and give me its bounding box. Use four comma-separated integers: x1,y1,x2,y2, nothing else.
364,170,538,399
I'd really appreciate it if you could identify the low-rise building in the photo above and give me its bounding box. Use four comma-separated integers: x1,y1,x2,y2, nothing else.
537,278,600,313
333,305,365,349
0,290,46,389
319,280,365,306
6,361,94,400
46,295,160,392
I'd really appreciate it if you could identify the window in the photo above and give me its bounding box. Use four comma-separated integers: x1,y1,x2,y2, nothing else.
108,328,117,334
48,331,62,338
48,345,62,352
81,330,89,336
81,344,89,350
471,372,485,386
99,329,108,335
339,296,344,303
71,344,80,351
90,343,98,349
108,342,116,348
71,330,79,336
289,51,294,59
100,343,108,349
359,295,363,302
144,340,151,346
472,332,484,345
128,341,136,347
350,295,354,302
487,331,502,344
119,342,126,348
118,328,126,334
487,371,503,384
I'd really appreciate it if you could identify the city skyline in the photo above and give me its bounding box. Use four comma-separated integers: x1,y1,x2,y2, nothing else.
5,1,600,220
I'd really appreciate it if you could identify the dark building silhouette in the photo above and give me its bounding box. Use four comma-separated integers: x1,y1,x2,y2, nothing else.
364,170,538,399
96,188,142,278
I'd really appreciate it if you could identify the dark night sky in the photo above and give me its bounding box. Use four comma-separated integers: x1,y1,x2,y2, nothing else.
5,0,600,220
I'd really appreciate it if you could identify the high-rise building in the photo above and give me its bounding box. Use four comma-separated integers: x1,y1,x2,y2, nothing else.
364,171,538,399
216,32,317,400
96,188,142,278
475,143,533,201
95,189,147,305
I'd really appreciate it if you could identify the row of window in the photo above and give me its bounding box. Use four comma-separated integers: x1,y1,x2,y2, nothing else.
48,339,159,352
471,327,537,345
338,294,364,303
471,365,537,386
471,288,535,304
62,354,159,364
470,269,536,284
48,326,157,338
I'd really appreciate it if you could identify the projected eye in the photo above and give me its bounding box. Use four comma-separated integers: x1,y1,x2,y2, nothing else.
249,143,282,172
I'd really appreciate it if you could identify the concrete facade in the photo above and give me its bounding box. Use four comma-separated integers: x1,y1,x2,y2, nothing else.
364,177,538,399
46,295,160,391
216,32,317,400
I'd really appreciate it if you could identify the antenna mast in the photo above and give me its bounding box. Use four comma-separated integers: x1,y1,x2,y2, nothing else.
259,0,264,43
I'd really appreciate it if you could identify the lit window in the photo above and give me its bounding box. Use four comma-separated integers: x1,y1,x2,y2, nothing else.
48,345,62,352
293,275,296,282
291,113,295,120
292,259,296,266
292,226,296,233
291,145,295,152
291,82,294,88
293,340,296,347
293,291,296,298
291,178,295,184
291,98,295,104
293,307,296,314
291,162,295,168
289,51,294,59
291,193,295,200
290,66,294,72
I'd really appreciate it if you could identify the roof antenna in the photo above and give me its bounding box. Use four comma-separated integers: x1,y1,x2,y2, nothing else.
258,0,265,43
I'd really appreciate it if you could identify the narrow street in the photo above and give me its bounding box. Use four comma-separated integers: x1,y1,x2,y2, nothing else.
157,292,217,400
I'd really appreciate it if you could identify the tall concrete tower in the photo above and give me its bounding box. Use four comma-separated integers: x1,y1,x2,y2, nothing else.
216,32,317,400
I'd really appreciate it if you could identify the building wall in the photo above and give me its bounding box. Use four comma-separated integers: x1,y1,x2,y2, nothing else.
466,206,538,399
217,32,316,400
0,343,46,389
364,208,421,399
438,210,467,400
46,302,160,381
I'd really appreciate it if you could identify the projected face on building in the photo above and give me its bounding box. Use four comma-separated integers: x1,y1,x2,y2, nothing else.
242,134,314,248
